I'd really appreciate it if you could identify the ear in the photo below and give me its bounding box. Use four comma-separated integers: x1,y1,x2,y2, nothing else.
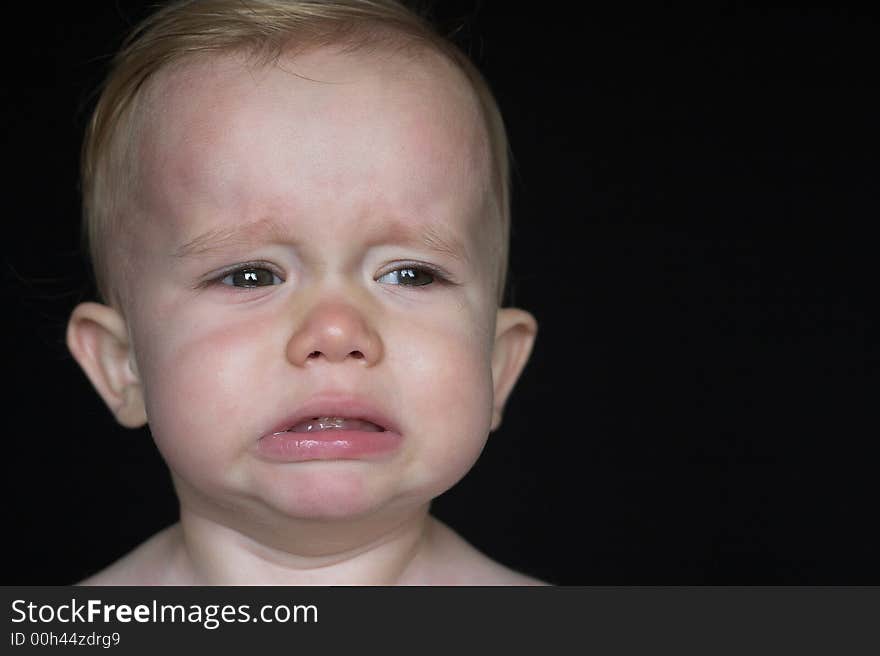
66,302,147,428
490,307,538,431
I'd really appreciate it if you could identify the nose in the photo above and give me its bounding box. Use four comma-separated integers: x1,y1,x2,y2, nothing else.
286,300,383,367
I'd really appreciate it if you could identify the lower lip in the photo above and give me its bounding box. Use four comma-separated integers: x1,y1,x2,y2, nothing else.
256,430,402,462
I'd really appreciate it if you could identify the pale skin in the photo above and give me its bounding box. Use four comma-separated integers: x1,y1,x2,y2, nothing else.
67,44,540,585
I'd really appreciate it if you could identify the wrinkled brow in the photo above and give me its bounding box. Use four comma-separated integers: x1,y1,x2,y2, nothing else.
172,216,471,264
172,217,290,259
392,221,470,264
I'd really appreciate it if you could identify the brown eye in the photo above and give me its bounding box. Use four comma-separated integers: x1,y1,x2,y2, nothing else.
378,267,435,287
221,267,281,288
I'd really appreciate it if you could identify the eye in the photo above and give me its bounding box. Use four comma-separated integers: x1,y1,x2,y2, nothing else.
377,266,437,287
219,266,282,288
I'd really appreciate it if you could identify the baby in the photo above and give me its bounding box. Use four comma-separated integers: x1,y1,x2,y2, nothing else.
66,0,540,585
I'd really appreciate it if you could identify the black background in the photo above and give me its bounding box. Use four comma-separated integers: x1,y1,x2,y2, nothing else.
2,2,877,585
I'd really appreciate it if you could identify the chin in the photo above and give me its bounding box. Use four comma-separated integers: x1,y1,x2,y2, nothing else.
249,461,408,521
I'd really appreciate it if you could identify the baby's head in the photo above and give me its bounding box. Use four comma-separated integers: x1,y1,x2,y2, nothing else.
68,0,537,528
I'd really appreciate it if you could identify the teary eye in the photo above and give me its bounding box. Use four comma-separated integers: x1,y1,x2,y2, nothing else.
220,267,282,288
377,266,435,287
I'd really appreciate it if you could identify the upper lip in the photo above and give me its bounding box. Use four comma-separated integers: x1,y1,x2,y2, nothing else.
266,394,399,436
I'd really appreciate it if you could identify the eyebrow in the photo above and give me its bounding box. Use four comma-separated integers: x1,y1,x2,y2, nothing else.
172,217,290,259
381,220,470,264
172,215,471,264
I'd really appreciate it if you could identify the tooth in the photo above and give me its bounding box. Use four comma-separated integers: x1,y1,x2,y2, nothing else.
318,417,344,429
287,417,383,433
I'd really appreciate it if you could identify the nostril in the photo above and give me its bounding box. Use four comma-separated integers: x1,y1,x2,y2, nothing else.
350,351,364,359
308,351,321,359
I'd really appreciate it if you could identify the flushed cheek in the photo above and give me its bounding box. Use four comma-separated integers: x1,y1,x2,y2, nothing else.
394,330,494,496
136,318,273,489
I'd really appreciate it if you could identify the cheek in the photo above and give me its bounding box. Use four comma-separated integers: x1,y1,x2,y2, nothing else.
392,311,495,493
394,298,493,412
135,315,272,483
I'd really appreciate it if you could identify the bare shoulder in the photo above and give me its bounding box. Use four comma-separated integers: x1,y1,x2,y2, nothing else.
76,524,185,586
421,518,550,586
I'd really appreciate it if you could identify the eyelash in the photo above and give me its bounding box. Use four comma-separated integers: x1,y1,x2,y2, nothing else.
377,263,450,288
208,262,450,290
215,263,283,289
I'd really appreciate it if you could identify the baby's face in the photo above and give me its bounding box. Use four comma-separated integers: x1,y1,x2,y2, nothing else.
118,46,503,522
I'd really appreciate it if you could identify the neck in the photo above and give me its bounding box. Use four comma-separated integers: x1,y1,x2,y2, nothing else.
168,489,436,585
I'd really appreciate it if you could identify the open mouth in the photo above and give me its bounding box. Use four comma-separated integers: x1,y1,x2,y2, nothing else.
285,417,386,433
259,412,401,462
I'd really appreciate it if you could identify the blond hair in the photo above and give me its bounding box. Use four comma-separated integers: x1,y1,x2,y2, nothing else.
81,0,510,307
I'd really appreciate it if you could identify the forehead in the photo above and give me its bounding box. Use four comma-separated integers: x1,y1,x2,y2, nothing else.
131,45,497,259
